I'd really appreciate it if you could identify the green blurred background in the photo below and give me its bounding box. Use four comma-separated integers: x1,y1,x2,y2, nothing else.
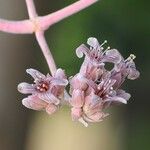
0,0,149,150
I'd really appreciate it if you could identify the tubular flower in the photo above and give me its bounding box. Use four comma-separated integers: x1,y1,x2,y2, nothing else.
18,68,68,115
69,37,140,126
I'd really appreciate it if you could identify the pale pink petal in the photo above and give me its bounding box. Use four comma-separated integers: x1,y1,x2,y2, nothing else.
83,93,103,117
87,37,100,49
70,74,88,91
22,95,47,110
38,93,60,105
18,82,35,94
54,68,66,79
105,96,127,104
84,92,101,110
51,78,68,86
76,44,90,58
71,107,82,121
26,68,45,80
45,104,58,115
104,90,130,108
104,49,122,64
116,89,131,101
84,112,108,123
111,72,124,89
127,65,140,80
70,89,84,107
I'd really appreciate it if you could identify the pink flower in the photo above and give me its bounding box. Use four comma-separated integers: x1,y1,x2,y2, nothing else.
76,37,122,79
18,68,68,115
69,37,140,126
111,54,140,88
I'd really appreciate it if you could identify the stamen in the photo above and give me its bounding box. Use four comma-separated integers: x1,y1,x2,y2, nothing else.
129,54,136,60
36,82,49,92
109,91,113,94
100,47,104,50
102,46,111,54
105,94,109,97
126,54,136,61
106,46,110,50
100,40,107,47
110,87,113,90
108,79,111,83
78,118,88,127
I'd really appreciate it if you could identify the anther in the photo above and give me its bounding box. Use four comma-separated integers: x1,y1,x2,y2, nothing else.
126,54,136,62
105,46,110,51
100,47,104,50
129,54,136,60
110,87,113,90
105,94,109,97
100,40,107,47
108,80,111,83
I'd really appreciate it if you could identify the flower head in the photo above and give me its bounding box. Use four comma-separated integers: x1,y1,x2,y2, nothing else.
69,37,140,126
18,68,68,115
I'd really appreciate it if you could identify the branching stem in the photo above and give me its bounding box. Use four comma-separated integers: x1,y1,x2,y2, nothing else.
0,0,98,75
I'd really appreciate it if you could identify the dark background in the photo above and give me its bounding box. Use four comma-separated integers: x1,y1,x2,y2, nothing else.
0,0,149,150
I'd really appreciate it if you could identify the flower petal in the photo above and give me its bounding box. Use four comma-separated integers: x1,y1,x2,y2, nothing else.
38,92,60,105
83,92,102,116
22,95,47,110
104,49,122,64
54,68,66,79
84,112,108,123
87,37,100,49
76,44,90,58
127,62,140,80
45,104,58,115
116,89,131,101
51,78,68,86
26,68,45,80
69,74,88,91
18,82,35,94
71,107,82,121
70,89,84,107
105,96,127,104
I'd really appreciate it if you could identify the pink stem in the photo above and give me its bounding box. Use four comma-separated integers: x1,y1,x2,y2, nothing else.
25,0,37,19
0,0,98,33
0,19,33,34
25,0,57,75
35,31,57,76
41,0,98,30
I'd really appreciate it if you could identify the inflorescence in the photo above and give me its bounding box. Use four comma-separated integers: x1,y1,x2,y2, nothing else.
18,37,140,127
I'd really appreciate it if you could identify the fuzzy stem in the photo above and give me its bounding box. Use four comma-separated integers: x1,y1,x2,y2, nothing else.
35,31,57,76
0,0,98,33
25,0,37,18
41,0,98,30
25,0,57,75
0,19,33,34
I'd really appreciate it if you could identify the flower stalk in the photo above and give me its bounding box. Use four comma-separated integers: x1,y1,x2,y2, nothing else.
0,0,98,75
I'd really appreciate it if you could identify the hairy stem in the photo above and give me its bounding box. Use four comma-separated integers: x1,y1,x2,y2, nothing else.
35,31,57,76
41,0,98,30
25,0,57,75
0,19,33,34
25,0,37,19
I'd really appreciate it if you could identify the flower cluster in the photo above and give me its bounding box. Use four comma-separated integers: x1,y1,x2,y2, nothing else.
18,37,140,127
18,68,68,115
69,37,140,126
